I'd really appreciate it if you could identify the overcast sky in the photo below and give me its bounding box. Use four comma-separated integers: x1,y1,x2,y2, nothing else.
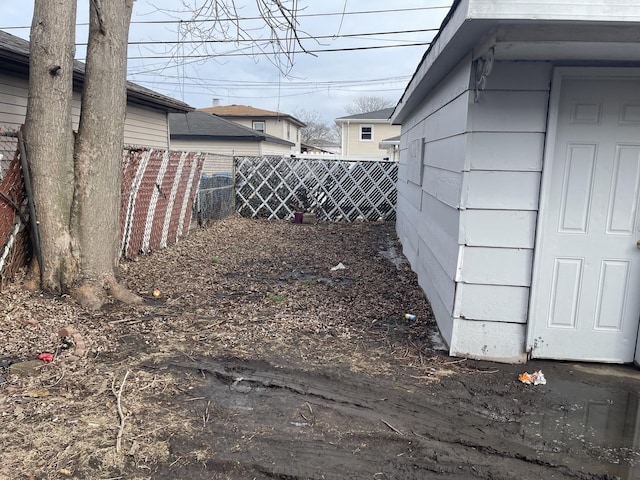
0,1,453,123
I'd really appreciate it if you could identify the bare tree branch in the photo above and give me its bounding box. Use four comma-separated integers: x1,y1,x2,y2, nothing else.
344,96,394,115
149,0,316,76
90,0,107,35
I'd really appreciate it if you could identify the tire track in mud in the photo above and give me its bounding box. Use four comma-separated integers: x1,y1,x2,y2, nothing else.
145,358,610,480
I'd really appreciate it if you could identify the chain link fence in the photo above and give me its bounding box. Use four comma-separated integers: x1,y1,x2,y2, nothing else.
0,129,29,289
0,133,207,286
195,154,235,226
121,147,205,260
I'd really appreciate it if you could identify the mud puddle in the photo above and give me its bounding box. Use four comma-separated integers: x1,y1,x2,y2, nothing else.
141,356,635,480
520,375,640,479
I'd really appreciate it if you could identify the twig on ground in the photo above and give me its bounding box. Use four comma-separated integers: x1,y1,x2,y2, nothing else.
443,358,467,365
108,318,145,325
138,375,157,391
467,368,499,374
179,350,196,362
203,400,210,427
381,419,404,435
111,370,130,454
48,370,65,387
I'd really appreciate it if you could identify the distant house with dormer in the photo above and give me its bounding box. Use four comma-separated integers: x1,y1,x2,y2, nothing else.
335,108,401,160
197,102,305,154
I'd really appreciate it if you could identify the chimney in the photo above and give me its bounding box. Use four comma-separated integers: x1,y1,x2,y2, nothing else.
212,98,221,107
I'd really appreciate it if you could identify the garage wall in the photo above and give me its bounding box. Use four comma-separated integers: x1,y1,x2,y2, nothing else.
124,104,170,148
396,54,473,345
397,59,554,361
450,61,553,362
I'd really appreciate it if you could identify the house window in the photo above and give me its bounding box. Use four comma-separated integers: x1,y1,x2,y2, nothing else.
253,121,265,132
287,123,291,139
360,125,373,141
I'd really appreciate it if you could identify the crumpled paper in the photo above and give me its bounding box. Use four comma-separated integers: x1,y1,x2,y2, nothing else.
518,370,546,385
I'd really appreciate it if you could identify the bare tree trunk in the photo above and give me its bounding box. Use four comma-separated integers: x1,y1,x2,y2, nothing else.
24,0,304,308
24,0,78,292
71,0,140,308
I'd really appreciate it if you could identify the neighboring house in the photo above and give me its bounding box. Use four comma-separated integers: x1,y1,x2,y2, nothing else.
198,103,305,154
392,0,640,364
0,30,192,148
300,142,341,155
169,111,295,173
335,108,401,160
379,136,400,162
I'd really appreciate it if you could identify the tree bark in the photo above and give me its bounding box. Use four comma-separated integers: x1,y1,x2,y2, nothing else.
71,0,139,308
24,0,78,292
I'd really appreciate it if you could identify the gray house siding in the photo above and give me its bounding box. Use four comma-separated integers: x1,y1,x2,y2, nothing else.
451,61,552,361
397,55,472,345
398,58,554,360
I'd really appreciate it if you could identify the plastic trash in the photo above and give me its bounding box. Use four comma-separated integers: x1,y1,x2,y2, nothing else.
404,313,417,321
37,353,54,363
518,370,546,385
330,262,347,271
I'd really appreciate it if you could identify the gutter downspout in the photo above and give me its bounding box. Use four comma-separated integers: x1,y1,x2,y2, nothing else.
345,120,349,157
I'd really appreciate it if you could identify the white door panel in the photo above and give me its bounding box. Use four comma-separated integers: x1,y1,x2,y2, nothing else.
531,75,640,362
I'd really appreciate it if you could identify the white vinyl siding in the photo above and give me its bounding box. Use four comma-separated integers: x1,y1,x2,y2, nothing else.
0,73,28,128
124,104,169,148
397,57,553,361
169,138,292,158
170,139,261,157
0,72,170,148
396,55,473,347
468,0,640,22
454,62,552,338
342,122,400,158
260,142,294,156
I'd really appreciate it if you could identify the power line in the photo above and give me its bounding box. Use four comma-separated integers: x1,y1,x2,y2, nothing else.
0,6,451,30
127,74,413,86
130,78,411,89
118,42,431,61
109,28,439,47
133,84,407,100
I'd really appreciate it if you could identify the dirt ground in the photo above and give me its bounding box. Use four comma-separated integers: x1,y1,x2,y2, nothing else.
1,217,639,480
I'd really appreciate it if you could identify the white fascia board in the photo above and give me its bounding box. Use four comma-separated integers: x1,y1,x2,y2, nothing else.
468,0,640,22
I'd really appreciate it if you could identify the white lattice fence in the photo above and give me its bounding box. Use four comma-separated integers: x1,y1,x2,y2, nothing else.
235,156,397,221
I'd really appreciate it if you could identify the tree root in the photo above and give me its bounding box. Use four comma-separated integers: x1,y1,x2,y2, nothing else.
106,277,143,305
71,277,143,310
71,283,104,310
22,258,41,292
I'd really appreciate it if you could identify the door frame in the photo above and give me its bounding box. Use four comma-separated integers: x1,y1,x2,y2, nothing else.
527,66,640,360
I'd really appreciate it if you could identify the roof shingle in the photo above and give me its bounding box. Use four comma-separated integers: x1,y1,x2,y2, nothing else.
0,29,192,113
335,107,395,122
169,111,295,146
198,104,305,127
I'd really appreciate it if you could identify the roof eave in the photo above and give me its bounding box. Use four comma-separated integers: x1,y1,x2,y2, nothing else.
392,0,640,124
